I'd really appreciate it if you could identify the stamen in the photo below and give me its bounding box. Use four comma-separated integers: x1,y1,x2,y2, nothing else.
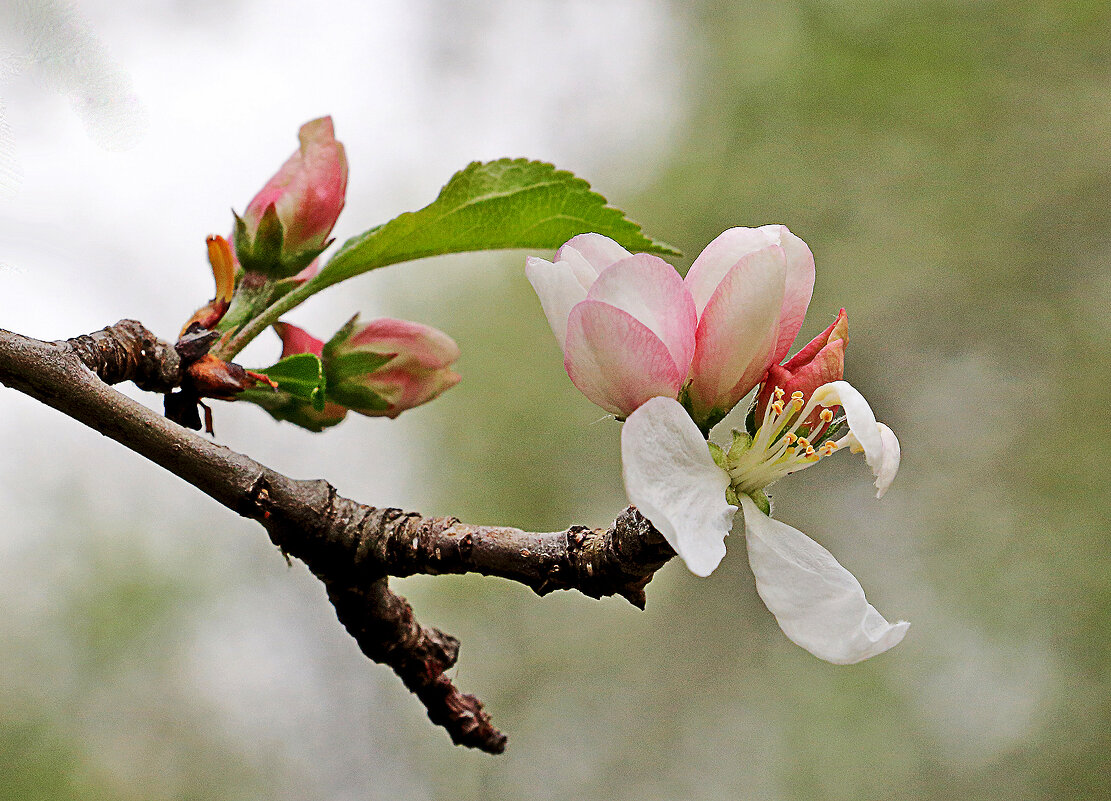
774,386,785,400
785,432,797,444
790,391,804,401
820,409,834,423
796,437,810,448
772,400,784,416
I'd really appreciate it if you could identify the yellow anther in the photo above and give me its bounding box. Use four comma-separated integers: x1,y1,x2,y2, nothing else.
791,398,804,409
821,442,838,456
790,391,804,401
772,401,785,415
804,446,816,458
796,437,810,448
774,386,785,400
785,432,797,444
819,409,834,423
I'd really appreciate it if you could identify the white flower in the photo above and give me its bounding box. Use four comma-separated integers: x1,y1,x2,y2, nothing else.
621,383,907,664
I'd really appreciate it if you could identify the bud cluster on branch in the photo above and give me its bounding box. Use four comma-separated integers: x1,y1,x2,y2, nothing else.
0,321,672,753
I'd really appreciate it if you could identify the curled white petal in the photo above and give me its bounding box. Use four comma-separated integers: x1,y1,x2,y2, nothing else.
813,380,899,497
739,495,909,664
621,397,737,577
872,423,900,498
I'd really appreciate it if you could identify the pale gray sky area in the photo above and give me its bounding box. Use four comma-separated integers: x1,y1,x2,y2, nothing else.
1,1,690,797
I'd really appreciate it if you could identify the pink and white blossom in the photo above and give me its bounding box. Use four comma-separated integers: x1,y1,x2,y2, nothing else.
527,234,697,417
527,226,814,429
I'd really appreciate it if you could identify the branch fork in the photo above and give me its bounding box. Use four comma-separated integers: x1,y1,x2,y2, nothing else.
0,320,676,754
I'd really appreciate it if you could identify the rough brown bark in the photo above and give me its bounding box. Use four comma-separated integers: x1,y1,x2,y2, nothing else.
0,321,675,754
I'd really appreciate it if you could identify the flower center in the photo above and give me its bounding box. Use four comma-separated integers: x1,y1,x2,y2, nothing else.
726,387,844,495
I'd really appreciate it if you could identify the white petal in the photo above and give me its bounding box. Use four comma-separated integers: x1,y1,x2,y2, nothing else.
812,380,900,496
621,397,737,577
526,256,589,353
739,495,908,664
872,423,900,498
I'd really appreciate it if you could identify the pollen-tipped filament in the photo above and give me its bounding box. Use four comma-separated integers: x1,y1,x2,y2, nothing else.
726,385,846,495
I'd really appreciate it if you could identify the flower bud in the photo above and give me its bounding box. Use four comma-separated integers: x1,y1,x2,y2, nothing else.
236,117,347,277
753,308,847,426
323,316,461,418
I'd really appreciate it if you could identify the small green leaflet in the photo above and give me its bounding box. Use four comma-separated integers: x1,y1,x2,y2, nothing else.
251,352,327,411
314,159,679,289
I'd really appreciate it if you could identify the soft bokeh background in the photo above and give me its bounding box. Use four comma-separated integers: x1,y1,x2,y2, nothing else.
2,0,1108,798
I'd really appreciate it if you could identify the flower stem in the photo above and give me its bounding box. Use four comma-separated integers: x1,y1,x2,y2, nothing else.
212,279,321,361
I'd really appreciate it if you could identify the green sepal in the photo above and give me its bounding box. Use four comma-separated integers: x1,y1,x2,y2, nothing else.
725,486,741,506
746,489,771,516
322,314,360,359
252,352,327,411
328,350,394,378
236,387,345,432
325,381,390,413
726,428,752,469
241,203,284,274
232,205,328,279
708,441,727,471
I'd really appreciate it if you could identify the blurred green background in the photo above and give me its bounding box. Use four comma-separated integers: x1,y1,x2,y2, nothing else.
2,0,1110,798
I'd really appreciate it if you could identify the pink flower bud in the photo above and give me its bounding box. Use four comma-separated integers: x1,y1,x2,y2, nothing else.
240,117,347,271
324,317,461,418
753,308,847,425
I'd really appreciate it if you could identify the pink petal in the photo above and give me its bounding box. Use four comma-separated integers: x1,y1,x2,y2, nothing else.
686,246,787,424
587,254,697,378
769,226,815,363
564,300,684,417
273,322,324,358
685,227,785,314
782,308,847,372
684,226,815,364
245,117,348,253
556,233,632,278
348,317,460,368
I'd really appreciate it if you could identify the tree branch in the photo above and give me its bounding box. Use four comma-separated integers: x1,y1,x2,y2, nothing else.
0,321,675,754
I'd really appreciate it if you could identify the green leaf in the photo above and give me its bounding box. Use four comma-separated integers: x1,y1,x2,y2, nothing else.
253,352,326,411
315,159,679,288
